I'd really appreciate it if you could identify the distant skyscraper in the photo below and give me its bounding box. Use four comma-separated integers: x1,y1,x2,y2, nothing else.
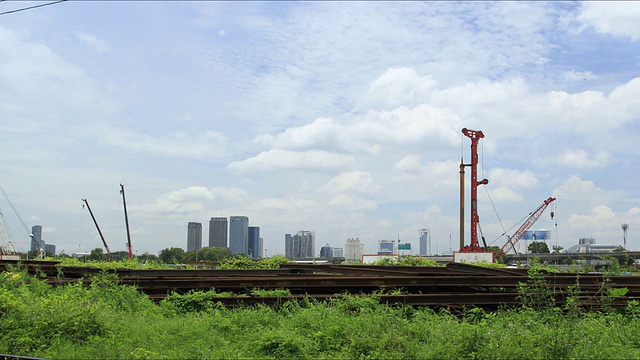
44,244,56,256
186,222,202,252
284,230,315,259
248,226,261,258
320,243,333,258
344,238,364,263
31,225,44,251
419,229,431,256
298,230,315,258
229,216,249,255
209,217,228,248
285,234,293,259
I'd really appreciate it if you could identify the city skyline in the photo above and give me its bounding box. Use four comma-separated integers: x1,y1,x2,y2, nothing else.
0,2,638,257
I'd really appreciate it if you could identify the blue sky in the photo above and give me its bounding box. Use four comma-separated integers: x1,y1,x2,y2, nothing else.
0,1,639,256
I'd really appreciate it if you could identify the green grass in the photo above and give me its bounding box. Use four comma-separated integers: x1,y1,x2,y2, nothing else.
3,269,640,359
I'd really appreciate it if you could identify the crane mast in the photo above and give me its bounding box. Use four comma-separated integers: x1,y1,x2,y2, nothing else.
120,184,133,259
460,128,489,251
500,196,556,254
82,199,114,262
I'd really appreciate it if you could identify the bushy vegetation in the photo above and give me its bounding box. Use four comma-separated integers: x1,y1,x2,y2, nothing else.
3,264,640,359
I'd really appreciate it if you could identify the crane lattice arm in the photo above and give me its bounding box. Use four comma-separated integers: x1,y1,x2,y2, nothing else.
501,197,556,254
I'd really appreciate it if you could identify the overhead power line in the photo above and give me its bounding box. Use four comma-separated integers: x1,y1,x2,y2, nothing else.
0,0,68,16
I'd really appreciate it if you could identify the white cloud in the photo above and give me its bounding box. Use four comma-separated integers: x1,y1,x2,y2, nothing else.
106,130,226,160
160,186,247,203
577,2,640,41
255,117,341,150
563,70,598,81
75,31,109,53
325,171,379,194
488,168,539,189
251,197,317,211
327,194,377,211
566,205,617,236
394,155,422,174
485,187,523,202
133,186,248,218
228,149,355,172
365,67,437,108
557,149,611,168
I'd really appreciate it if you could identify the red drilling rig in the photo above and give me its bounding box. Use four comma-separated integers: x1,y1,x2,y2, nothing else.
459,127,489,253
457,127,556,261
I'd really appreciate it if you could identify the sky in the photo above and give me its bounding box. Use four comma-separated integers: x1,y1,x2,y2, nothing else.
0,1,639,257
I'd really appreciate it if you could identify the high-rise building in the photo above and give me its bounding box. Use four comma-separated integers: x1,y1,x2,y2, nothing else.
284,230,315,259
248,226,262,258
419,229,431,256
186,222,202,252
44,244,56,256
31,225,44,251
298,230,315,258
285,233,293,259
229,216,249,255
320,243,333,258
209,217,228,248
344,237,364,263
320,244,343,258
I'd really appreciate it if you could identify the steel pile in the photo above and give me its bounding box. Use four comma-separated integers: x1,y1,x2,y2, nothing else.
2,260,639,310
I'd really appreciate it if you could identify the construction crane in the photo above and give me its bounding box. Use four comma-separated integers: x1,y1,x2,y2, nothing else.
0,185,43,259
500,197,556,255
120,184,133,259
459,128,489,252
0,206,18,258
82,199,114,262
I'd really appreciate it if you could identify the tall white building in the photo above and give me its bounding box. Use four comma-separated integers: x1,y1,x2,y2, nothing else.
344,237,364,263
419,229,431,256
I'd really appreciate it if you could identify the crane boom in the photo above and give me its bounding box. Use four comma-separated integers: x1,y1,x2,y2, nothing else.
500,197,556,254
120,184,133,259
0,185,32,237
82,199,114,262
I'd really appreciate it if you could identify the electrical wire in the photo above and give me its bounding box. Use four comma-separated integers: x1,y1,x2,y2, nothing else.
0,0,68,16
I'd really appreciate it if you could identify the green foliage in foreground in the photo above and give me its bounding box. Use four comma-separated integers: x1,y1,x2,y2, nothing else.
3,270,640,359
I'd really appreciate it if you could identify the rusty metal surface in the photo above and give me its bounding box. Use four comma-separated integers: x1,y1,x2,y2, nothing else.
4,259,640,309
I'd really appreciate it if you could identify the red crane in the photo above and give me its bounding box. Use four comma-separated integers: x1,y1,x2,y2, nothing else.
500,197,556,254
460,128,489,252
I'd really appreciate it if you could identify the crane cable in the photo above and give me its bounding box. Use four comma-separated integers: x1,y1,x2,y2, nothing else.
0,0,68,16
478,136,508,245
0,184,31,236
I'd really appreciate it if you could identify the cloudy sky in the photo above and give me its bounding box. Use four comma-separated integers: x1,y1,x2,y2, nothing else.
0,1,639,256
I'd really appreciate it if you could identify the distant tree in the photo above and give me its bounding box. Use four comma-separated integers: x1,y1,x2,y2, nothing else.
159,247,186,264
137,253,158,262
88,248,107,261
552,245,564,253
528,241,550,254
111,251,130,261
485,246,506,263
184,246,231,262
485,246,501,253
